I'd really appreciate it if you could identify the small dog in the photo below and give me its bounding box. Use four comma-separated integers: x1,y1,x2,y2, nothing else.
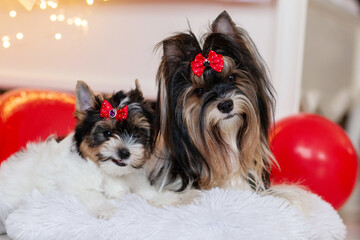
148,11,276,193
0,80,157,223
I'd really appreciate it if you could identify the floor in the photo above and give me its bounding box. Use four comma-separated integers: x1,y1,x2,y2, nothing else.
344,223,360,240
339,172,360,240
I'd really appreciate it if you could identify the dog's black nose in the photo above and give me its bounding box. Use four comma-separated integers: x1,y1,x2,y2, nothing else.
118,148,130,160
217,99,234,114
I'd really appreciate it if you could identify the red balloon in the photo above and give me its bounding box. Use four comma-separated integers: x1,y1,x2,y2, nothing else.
0,89,77,164
270,114,359,209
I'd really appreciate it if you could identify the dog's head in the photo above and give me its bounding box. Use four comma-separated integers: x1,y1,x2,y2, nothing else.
153,11,275,191
74,80,154,177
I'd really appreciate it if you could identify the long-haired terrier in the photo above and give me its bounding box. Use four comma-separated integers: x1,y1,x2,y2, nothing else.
148,11,276,193
0,80,155,224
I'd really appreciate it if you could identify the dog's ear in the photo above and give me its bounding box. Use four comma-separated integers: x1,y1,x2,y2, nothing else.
163,40,183,62
161,32,201,63
212,11,237,36
75,80,95,116
134,79,143,97
129,79,144,101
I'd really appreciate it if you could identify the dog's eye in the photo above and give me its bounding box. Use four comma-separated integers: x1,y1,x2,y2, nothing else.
228,75,235,81
194,88,204,98
103,130,112,138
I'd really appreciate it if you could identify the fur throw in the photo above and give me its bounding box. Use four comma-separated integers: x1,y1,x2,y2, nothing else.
2,188,346,240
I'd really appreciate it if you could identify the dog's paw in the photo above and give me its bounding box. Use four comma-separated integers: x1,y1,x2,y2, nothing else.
179,189,202,204
95,203,117,220
148,189,202,207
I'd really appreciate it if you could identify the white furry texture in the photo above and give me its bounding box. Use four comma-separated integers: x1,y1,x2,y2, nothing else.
0,195,12,234
3,188,346,240
0,133,159,222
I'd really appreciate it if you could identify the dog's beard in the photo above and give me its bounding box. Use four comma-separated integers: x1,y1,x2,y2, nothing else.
181,86,267,189
97,135,146,177
79,135,146,178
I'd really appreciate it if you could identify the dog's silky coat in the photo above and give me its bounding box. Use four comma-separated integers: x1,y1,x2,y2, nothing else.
0,81,196,227
148,11,275,192
147,12,311,213
0,81,156,220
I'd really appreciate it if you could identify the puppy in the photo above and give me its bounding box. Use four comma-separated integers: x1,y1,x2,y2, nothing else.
148,11,276,193
0,80,155,223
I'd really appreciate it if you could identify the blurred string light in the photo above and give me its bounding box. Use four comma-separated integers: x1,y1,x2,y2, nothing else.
1,33,24,48
2,0,98,48
3,41,10,49
2,36,10,49
50,14,57,21
57,14,65,22
2,36,10,42
17,0,109,11
74,17,82,26
39,0,47,9
38,0,58,10
55,33,62,40
87,0,94,6
9,10,17,18
47,1,58,8
51,14,89,30
16,33,24,40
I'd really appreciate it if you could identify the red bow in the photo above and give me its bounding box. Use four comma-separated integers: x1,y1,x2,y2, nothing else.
190,50,224,77
100,100,128,121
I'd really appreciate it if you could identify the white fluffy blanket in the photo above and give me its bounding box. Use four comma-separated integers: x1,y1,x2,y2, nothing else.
1,188,345,240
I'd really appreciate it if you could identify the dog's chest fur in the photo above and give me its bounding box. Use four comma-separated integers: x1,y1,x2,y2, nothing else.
220,128,251,190
0,134,139,209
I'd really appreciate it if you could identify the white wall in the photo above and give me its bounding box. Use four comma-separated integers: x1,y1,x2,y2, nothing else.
302,0,360,122
0,1,276,100
272,0,308,119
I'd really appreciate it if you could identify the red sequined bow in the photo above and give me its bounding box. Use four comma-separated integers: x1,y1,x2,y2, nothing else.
100,100,128,121
190,50,224,77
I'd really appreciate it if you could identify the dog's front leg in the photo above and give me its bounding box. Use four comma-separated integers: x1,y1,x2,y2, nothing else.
76,191,118,220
